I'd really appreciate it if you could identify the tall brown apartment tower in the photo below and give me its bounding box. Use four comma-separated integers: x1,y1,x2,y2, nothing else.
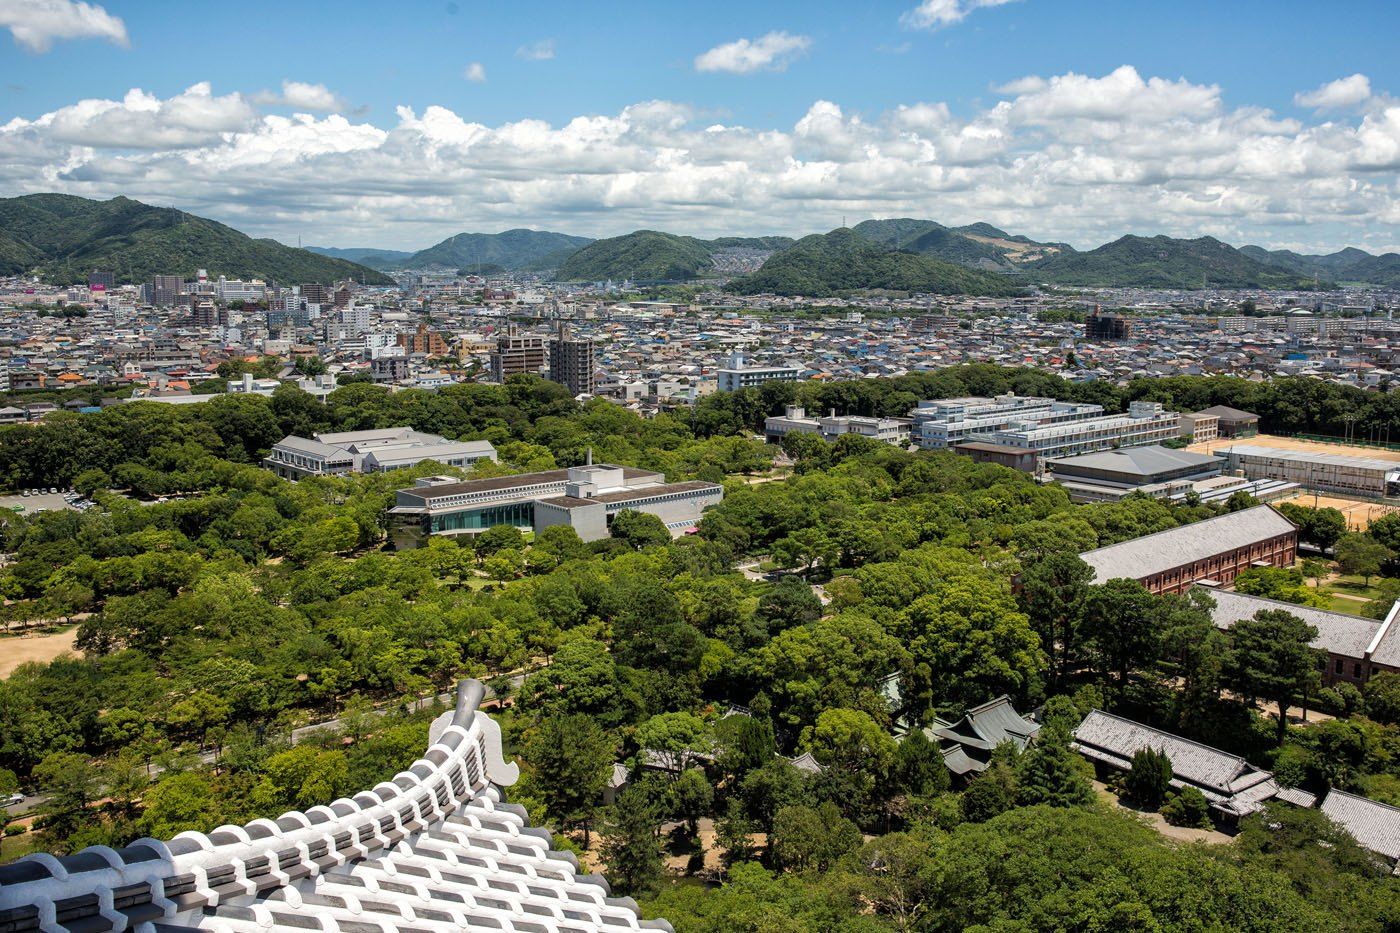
490,324,548,382
548,323,596,397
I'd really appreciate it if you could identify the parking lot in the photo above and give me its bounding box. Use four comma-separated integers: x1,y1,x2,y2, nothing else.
0,492,75,515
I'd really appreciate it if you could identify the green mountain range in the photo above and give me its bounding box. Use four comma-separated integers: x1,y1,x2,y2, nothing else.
726,228,1026,297
405,229,594,272
305,246,416,270
552,232,798,282
0,194,395,285
1027,235,1318,289
1241,244,1400,287
853,218,1009,267
18,193,1398,292
555,230,712,281
852,218,1073,269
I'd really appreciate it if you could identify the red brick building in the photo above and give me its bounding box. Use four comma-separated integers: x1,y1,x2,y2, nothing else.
1078,504,1297,595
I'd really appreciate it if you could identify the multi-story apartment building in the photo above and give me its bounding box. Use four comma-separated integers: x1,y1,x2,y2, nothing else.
370,356,410,383
149,274,184,307
398,322,450,357
715,352,804,392
549,324,596,396
490,324,547,382
299,283,330,305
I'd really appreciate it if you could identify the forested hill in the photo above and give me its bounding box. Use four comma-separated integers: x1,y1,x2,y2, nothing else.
554,230,716,281
851,218,1009,267
405,229,594,272
726,228,1027,297
0,194,396,285
1242,244,1400,287
305,246,415,270
1027,234,1319,288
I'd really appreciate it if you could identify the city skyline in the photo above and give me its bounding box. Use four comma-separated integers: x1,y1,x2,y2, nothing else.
4,1,1400,253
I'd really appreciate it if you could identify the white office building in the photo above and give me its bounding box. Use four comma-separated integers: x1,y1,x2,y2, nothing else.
716,352,804,392
765,406,910,446
983,401,1182,460
388,452,722,547
912,394,1105,450
265,428,498,480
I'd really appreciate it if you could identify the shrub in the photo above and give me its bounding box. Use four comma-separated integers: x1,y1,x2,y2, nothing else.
1124,747,1173,808
1161,787,1211,828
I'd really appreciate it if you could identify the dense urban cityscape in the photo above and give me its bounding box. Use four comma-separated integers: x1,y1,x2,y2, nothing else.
4,1,1400,931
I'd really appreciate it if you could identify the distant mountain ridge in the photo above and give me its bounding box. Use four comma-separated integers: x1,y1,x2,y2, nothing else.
18,193,1400,291
726,228,1026,297
851,218,1073,270
1027,234,1318,289
306,246,416,270
0,194,395,285
553,231,796,282
1241,244,1400,287
406,229,594,272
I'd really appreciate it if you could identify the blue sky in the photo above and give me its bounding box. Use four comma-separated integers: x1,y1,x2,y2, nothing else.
5,0,1400,251
10,0,1400,129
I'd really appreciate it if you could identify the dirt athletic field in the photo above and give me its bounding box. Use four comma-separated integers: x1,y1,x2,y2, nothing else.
0,627,79,678
1188,433,1400,463
1275,493,1398,531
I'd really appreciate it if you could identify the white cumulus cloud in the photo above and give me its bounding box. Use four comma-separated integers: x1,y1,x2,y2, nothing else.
463,62,486,83
5,67,1400,255
695,31,811,74
0,0,127,52
515,38,555,61
1295,74,1371,111
253,80,347,113
9,81,256,148
901,0,1018,30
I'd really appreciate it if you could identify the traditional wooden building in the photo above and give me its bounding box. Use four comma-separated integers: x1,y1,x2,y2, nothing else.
1072,710,1315,822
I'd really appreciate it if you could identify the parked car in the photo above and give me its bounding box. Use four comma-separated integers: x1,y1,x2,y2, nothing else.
5,792,23,805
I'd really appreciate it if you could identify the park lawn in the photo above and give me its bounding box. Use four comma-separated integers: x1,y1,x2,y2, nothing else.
1320,594,1370,616
1326,574,1386,599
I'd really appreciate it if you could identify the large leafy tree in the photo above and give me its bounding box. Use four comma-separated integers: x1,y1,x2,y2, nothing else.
1082,578,1163,686
600,786,664,895
529,713,614,848
904,582,1046,708
1017,552,1094,687
1223,609,1322,745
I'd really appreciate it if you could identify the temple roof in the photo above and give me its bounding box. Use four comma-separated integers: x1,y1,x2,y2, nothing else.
0,680,672,933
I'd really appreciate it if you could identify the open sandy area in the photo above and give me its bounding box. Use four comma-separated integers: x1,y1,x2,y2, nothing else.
1273,493,1398,530
0,626,79,677
1188,432,1400,464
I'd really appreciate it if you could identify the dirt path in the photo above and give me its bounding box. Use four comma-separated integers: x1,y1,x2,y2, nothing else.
0,626,80,677
1092,781,1232,845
